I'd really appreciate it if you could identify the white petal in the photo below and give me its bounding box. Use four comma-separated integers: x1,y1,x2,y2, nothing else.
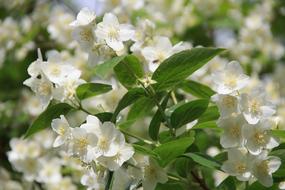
53,136,65,147
103,13,119,26
106,39,124,52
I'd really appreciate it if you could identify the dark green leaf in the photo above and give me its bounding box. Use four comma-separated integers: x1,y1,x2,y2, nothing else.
156,182,184,190
183,152,221,170
114,55,144,89
112,88,146,122
149,95,169,140
217,176,236,190
272,130,285,141
132,144,159,159
154,136,195,167
24,103,74,138
152,48,225,90
198,106,220,123
94,112,113,123
175,157,194,177
127,97,155,120
76,83,112,100
180,80,215,98
170,99,209,128
192,121,220,130
247,182,278,190
93,55,126,78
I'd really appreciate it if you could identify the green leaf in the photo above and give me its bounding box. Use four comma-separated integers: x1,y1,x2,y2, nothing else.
272,130,285,141
155,182,184,190
217,176,236,190
93,55,126,78
170,99,209,128
24,103,74,138
132,144,159,159
94,112,113,123
154,136,195,167
127,97,155,120
149,95,169,140
183,152,221,170
192,121,219,130
180,80,215,98
175,157,194,177
76,83,112,100
114,55,144,89
112,88,146,122
198,106,220,123
152,48,225,90
247,182,278,190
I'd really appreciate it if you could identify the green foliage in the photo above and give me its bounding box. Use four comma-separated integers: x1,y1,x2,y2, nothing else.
183,152,221,170
114,55,144,89
180,80,215,99
112,88,146,121
152,48,225,90
76,83,112,100
93,55,126,78
154,136,195,167
24,103,74,138
170,99,209,128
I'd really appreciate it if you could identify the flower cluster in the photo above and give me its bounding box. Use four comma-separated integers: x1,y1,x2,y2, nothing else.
23,50,84,108
70,8,189,72
212,61,281,187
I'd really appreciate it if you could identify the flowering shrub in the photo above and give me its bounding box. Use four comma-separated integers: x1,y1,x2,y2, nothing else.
1,0,285,190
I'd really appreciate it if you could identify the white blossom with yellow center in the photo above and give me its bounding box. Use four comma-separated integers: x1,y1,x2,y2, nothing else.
250,151,281,187
240,89,276,124
243,119,279,155
221,148,252,181
95,13,135,52
51,115,71,147
218,114,245,148
212,61,249,95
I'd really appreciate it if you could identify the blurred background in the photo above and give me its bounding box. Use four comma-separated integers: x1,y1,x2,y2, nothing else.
0,0,285,189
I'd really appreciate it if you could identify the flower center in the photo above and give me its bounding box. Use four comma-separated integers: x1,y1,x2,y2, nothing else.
249,99,261,115
38,82,52,96
58,126,66,136
76,138,88,150
108,27,119,41
235,162,246,173
254,131,266,144
80,28,93,41
258,160,269,174
98,137,108,150
225,76,237,88
222,96,236,108
230,125,241,137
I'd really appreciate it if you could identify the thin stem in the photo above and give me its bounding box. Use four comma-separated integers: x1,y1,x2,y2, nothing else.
120,129,158,146
190,171,210,190
105,171,114,190
171,91,178,104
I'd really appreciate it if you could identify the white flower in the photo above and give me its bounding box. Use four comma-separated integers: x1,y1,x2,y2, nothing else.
97,143,134,171
212,61,249,94
279,181,285,189
141,157,168,190
95,13,135,52
70,8,96,50
23,75,54,107
70,8,96,27
243,119,279,155
212,94,239,117
142,36,187,72
139,76,157,87
51,115,71,147
71,127,98,163
250,151,281,187
46,177,77,190
53,78,85,102
81,115,124,158
221,148,251,181
41,61,81,85
81,169,105,190
37,159,62,184
217,114,245,148
240,89,276,124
